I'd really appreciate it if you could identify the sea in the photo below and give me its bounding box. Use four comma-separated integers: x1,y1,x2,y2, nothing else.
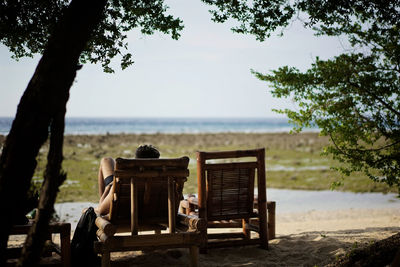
0,117,305,135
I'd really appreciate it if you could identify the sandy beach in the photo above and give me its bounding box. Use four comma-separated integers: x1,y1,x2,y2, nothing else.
94,206,400,266
7,194,400,266
104,207,400,266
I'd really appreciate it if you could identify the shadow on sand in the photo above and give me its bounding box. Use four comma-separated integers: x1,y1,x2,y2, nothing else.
108,227,400,267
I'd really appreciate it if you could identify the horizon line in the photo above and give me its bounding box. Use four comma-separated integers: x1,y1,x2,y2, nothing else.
0,115,288,120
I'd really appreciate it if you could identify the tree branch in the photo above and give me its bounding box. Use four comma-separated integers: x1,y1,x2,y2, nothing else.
348,81,400,118
328,132,399,164
353,108,391,138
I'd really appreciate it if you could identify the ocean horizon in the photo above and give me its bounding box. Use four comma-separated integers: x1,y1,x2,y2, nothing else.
0,117,314,135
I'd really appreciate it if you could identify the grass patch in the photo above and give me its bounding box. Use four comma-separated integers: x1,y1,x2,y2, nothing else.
10,132,395,203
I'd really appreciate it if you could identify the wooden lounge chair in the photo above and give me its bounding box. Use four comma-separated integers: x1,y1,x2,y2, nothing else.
94,156,205,267
180,148,276,251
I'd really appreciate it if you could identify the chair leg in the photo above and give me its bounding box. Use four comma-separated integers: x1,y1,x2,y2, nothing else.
242,218,250,240
60,225,71,267
189,245,199,267
43,232,52,257
199,228,208,254
101,251,111,267
267,201,276,240
258,198,268,249
259,215,268,249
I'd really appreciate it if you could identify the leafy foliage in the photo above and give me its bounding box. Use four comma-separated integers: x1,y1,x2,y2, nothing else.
0,0,184,73
200,0,295,41
200,0,400,39
251,1,400,192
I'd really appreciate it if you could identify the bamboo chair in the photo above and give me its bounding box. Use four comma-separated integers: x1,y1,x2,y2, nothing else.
94,157,205,267
180,148,275,251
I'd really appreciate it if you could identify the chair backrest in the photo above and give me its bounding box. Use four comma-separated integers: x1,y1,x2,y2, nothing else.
109,157,189,234
197,148,266,222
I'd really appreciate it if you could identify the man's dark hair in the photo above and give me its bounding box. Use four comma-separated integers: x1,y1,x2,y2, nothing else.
135,144,160,158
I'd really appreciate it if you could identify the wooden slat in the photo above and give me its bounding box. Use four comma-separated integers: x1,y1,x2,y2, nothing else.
244,222,259,233
204,162,258,170
10,222,70,234
115,169,189,178
106,233,203,250
116,183,171,197
206,167,254,220
198,148,264,160
208,232,245,240
177,213,206,231
115,224,166,233
257,148,268,249
208,191,251,199
207,221,241,228
248,168,255,213
168,177,176,233
115,157,189,168
131,178,138,235
143,178,153,205
197,152,207,221
96,228,109,242
207,213,256,222
96,216,117,237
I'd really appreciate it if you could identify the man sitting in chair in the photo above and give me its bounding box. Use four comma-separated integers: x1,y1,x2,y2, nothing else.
95,144,160,215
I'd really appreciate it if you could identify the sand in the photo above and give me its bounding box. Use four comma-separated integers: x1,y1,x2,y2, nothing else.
101,208,399,267
107,208,400,267
8,205,400,266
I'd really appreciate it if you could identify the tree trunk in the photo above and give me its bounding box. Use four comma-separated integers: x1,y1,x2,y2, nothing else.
0,0,106,265
18,111,66,266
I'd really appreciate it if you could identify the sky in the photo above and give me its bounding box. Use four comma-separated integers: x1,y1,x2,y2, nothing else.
0,1,347,118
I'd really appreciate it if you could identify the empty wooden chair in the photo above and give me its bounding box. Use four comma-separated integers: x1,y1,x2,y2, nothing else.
94,156,205,267
180,148,275,251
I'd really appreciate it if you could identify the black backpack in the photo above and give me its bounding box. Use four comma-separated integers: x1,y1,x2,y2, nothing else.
71,207,99,266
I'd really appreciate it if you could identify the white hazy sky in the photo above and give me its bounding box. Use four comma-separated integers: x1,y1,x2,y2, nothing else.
0,1,346,118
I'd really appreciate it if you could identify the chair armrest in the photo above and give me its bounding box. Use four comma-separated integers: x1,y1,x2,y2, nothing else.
95,216,117,237
177,213,206,231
